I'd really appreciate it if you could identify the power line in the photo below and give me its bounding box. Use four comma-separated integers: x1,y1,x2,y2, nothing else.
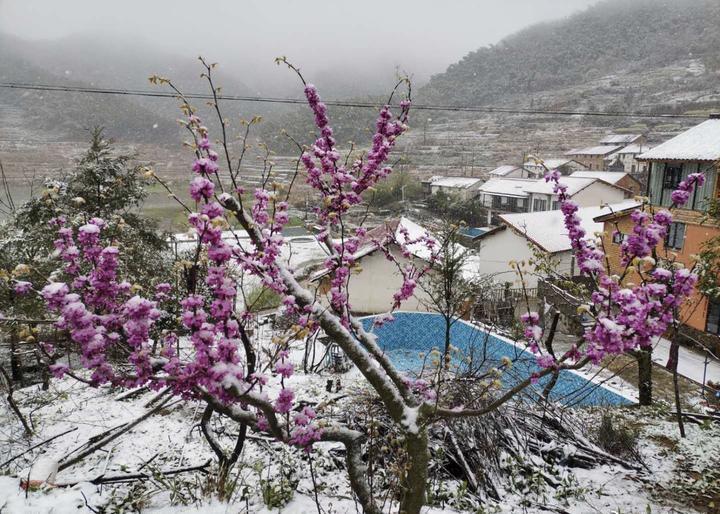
0,81,709,120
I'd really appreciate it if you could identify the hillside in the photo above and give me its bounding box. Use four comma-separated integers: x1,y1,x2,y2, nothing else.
421,0,720,110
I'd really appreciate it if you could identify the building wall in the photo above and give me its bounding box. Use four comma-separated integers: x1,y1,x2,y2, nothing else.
601,211,720,334
316,248,434,314
616,175,642,196
476,228,575,288
430,184,480,201
568,154,610,171
571,181,627,207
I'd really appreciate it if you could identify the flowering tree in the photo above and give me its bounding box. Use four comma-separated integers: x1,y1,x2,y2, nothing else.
27,59,704,514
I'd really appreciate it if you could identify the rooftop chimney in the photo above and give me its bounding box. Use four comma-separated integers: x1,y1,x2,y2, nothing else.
709,113,720,119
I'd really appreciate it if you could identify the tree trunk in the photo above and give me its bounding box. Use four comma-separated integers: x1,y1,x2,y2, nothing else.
665,333,685,438
636,349,653,406
399,429,430,514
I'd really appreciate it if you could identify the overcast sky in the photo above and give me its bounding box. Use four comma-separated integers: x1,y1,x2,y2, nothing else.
0,0,603,92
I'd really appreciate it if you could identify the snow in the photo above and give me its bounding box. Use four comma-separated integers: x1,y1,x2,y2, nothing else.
566,144,623,156
522,176,598,196
499,200,640,253
652,336,720,386
428,176,483,188
599,134,643,145
489,165,523,176
638,119,720,161
524,158,575,170
617,143,652,155
570,170,631,185
477,177,536,197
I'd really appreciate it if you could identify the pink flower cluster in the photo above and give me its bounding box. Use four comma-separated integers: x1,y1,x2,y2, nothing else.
520,169,703,368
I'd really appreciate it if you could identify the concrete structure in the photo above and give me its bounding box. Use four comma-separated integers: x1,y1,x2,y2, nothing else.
474,202,639,288
598,117,720,343
422,176,483,200
569,171,643,196
565,145,623,171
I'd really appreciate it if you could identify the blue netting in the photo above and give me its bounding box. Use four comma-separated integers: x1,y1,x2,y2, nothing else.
360,312,632,407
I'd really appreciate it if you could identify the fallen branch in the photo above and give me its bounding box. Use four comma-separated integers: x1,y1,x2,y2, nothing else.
55,460,211,487
58,396,176,471
0,427,78,469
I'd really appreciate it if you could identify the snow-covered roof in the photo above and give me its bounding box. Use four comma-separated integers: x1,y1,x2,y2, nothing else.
566,145,623,156
599,134,642,145
430,176,483,189
310,217,436,281
569,171,629,185
616,144,651,155
524,158,575,170
497,200,641,253
477,178,535,198
638,119,720,161
489,165,522,176
522,176,598,196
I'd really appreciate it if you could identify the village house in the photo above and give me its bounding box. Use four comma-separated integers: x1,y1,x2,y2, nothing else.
522,176,629,212
310,217,480,314
607,143,652,176
569,170,643,196
476,178,535,224
599,134,646,147
596,116,720,347
523,158,587,176
421,176,483,200
473,201,639,288
565,145,623,171
488,165,538,179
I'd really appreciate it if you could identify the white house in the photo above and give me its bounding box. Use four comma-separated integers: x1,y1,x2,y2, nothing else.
569,170,642,195
522,176,629,212
476,178,535,224
474,201,640,288
310,217,481,314
425,176,483,200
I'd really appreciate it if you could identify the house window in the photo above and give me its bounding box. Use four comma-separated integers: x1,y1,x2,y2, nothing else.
551,201,561,210
533,198,547,211
612,231,626,244
517,198,525,208
665,222,686,250
500,196,508,205
707,301,720,335
663,164,683,189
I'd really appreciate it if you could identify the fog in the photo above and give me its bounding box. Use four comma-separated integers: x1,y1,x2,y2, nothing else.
1,0,602,96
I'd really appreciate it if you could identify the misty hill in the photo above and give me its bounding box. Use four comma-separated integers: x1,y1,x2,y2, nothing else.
421,0,720,112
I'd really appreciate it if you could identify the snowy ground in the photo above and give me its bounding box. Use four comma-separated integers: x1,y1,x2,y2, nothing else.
652,337,720,386
1,349,717,513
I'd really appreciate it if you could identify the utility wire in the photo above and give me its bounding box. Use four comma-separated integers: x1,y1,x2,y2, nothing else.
0,81,709,119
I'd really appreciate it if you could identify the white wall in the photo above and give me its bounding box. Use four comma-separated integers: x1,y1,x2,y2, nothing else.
572,181,626,207
476,228,575,288
314,247,434,314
